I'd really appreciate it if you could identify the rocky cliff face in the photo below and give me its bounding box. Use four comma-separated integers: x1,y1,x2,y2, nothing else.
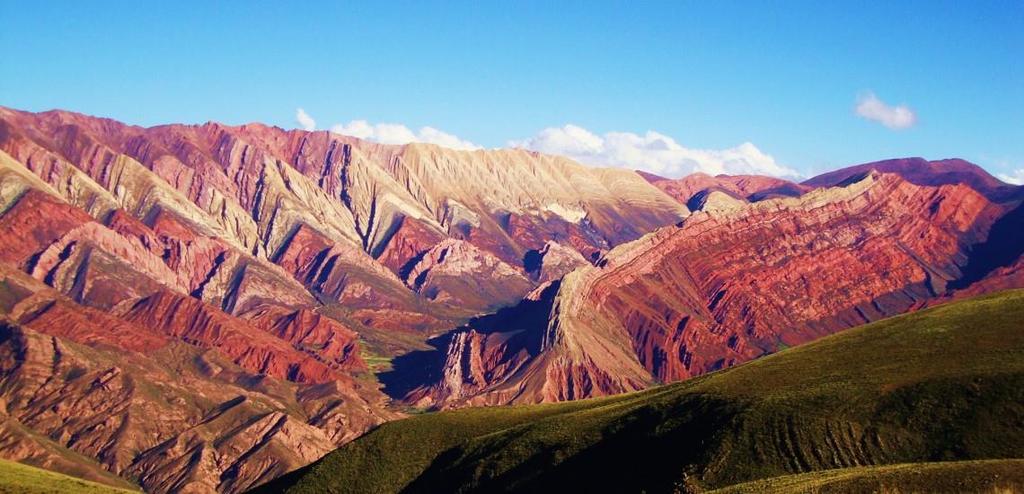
403,238,534,312
414,170,1022,407
525,241,591,283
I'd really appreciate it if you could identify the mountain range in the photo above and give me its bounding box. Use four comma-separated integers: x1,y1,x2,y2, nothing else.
0,106,1021,493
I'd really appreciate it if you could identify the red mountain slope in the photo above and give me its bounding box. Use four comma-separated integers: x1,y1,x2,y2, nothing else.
411,170,1020,407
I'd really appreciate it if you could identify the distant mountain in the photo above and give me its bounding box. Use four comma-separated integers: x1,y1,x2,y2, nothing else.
803,157,1023,203
639,170,810,209
257,289,1024,493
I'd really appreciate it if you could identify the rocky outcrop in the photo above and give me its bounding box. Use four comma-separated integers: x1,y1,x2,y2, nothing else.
3,273,170,353
685,189,748,212
0,122,121,218
271,223,414,309
119,290,339,384
0,413,139,490
524,241,590,282
0,320,389,494
401,281,561,408
373,215,446,276
0,187,92,268
245,305,365,372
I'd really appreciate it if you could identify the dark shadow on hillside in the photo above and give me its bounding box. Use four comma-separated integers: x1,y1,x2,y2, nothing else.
522,249,542,280
405,393,742,493
949,202,1024,290
378,281,560,401
747,183,807,202
459,280,558,337
377,332,453,401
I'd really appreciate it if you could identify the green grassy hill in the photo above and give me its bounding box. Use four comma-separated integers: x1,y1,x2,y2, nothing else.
257,289,1024,493
709,459,1024,493
0,459,137,494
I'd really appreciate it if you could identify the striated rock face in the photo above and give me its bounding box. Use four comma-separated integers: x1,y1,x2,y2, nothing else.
0,321,389,494
373,215,447,276
404,238,534,312
416,171,1021,407
6,289,171,354
0,104,687,326
570,173,1003,383
369,144,689,266
119,290,341,384
245,305,365,372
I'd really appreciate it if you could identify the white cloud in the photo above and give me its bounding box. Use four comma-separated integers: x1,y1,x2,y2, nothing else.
418,126,482,150
292,107,480,151
508,124,799,178
330,120,480,150
997,169,1024,185
855,92,917,130
295,108,316,131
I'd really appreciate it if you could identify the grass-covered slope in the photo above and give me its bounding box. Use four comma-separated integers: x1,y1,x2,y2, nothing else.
710,459,1024,493
0,459,137,493
259,289,1024,493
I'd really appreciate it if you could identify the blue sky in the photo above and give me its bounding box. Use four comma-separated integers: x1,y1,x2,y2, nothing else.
1,1,1021,180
